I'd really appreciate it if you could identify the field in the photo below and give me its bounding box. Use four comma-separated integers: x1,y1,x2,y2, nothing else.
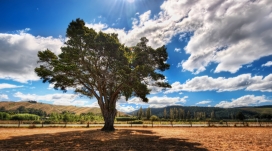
0,127,271,150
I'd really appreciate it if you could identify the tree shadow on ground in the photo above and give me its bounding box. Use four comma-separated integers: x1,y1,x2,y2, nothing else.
0,129,208,151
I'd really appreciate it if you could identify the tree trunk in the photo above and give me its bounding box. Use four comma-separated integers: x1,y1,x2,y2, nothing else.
101,108,116,131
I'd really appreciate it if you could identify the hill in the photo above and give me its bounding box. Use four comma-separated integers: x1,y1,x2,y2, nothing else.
129,105,272,119
0,101,101,115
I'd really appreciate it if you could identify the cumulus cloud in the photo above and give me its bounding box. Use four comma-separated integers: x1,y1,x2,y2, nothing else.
177,0,272,73
0,29,64,83
174,48,181,53
0,83,23,89
196,100,211,105
117,105,136,113
246,74,272,92
165,73,272,93
13,92,81,106
0,94,8,100
262,61,272,67
86,0,272,74
215,95,272,108
119,95,188,109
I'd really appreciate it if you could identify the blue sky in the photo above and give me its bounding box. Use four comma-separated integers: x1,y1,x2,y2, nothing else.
0,0,272,112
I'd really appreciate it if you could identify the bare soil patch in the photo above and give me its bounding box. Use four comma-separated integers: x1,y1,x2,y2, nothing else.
0,127,271,151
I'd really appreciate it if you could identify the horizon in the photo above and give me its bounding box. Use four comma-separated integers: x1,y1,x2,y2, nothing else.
0,0,272,113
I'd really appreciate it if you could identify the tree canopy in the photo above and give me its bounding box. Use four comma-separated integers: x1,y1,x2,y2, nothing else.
35,18,171,131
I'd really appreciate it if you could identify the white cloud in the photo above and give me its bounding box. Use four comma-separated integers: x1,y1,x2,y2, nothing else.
215,95,272,108
196,100,211,105
47,83,76,91
165,73,272,93
177,0,272,74
86,0,272,74
85,23,108,32
117,105,136,113
120,95,188,109
85,98,138,112
0,30,63,83
174,48,181,53
13,92,80,106
0,94,8,100
246,74,272,92
0,83,23,89
262,61,272,67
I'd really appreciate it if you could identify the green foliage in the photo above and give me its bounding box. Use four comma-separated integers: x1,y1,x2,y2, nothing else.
163,108,167,119
150,115,159,121
138,107,143,120
63,112,75,123
129,120,143,124
260,113,272,119
116,117,137,121
11,114,40,121
236,111,246,121
0,112,10,120
131,105,272,120
146,107,151,120
18,106,47,116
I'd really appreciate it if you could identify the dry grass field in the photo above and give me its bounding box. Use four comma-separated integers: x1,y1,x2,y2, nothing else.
0,127,271,151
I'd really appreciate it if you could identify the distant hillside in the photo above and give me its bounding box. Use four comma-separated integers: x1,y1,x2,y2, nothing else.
239,106,272,115
129,105,272,119
0,101,102,115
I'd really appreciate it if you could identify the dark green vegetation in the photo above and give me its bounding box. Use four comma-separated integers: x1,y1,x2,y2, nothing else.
129,105,272,121
35,18,170,131
0,109,101,127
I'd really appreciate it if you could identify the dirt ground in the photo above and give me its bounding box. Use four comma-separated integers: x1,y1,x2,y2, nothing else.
0,127,271,151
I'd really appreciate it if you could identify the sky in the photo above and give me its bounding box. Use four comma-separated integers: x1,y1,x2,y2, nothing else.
0,0,272,112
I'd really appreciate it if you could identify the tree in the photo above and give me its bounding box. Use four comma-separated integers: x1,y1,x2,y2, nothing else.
138,107,143,120
63,112,75,127
35,18,171,131
146,107,151,120
186,111,191,120
211,110,216,120
179,108,184,120
169,108,174,120
0,112,10,120
236,111,245,121
11,114,40,127
150,115,158,127
163,108,167,119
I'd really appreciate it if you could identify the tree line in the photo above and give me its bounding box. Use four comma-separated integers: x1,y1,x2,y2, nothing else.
132,106,272,121
0,106,46,117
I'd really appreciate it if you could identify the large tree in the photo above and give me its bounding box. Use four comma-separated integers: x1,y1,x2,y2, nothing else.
35,18,171,131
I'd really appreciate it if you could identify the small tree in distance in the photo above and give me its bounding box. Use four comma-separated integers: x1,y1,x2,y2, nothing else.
146,107,151,120
150,115,158,127
236,111,245,121
35,18,171,131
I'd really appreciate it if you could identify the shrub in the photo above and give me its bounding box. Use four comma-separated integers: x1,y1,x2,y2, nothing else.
116,117,137,121
43,120,52,124
32,120,41,124
129,120,143,124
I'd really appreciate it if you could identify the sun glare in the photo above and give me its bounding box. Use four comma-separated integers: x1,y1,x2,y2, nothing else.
127,0,135,3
